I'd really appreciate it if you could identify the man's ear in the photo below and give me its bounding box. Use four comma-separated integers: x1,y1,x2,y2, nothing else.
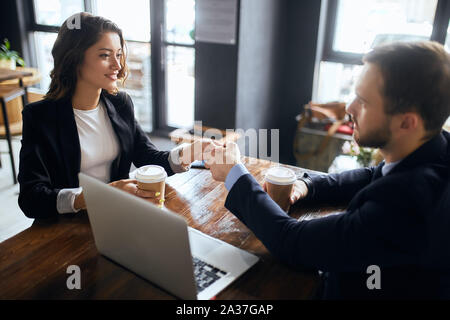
399,112,420,130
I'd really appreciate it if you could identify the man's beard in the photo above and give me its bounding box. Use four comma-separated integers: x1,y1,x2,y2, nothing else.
353,120,392,149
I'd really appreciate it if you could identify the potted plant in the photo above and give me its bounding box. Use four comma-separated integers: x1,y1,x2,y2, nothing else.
0,38,25,70
342,140,379,167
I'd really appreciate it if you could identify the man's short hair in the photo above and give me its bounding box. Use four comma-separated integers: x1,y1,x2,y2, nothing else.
363,41,450,136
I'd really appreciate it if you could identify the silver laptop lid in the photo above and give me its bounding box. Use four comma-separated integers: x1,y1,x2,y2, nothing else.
79,173,198,299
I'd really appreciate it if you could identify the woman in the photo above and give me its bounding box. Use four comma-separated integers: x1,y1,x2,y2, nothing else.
18,13,207,219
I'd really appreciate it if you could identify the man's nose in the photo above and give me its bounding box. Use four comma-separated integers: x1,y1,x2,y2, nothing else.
346,98,356,116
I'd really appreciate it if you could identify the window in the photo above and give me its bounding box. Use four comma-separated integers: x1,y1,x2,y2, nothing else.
94,0,152,131
165,45,195,128
163,0,196,129
315,0,450,103
33,32,57,94
333,0,437,54
32,0,85,92
33,0,84,26
28,0,197,133
446,24,450,52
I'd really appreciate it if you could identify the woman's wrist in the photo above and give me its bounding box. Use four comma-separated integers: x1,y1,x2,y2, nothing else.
73,192,86,211
179,144,194,166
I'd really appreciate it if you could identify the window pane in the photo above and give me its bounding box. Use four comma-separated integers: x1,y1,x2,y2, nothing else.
166,46,195,128
122,42,153,132
94,0,152,131
446,24,450,53
316,61,363,103
33,32,57,92
334,0,438,54
165,0,195,44
94,0,151,42
33,0,84,26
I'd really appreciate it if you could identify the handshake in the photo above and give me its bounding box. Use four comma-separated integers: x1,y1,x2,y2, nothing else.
177,138,308,210
177,138,241,182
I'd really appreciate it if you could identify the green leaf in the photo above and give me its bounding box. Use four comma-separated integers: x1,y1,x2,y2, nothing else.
16,57,25,67
0,38,25,66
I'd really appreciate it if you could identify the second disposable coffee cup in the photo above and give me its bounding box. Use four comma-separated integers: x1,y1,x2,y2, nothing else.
135,165,167,205
265,167,297,212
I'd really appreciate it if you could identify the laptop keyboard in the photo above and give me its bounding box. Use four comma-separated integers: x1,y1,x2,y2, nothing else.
192,257,228,292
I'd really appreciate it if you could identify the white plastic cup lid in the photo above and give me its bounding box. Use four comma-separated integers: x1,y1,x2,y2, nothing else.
135,165,167,183
265,167,297,185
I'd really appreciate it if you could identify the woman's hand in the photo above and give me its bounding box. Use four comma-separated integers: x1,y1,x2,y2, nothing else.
180,138,218,166
263,179,309,205
75,179,161,212
74,192,87,211
109,179,160,199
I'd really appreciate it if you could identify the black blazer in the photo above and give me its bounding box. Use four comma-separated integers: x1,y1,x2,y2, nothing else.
225,131,450,299
18,91,174,219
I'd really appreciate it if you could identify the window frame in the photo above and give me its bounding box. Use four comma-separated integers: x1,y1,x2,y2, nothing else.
322,0,450,66
151,0,196,135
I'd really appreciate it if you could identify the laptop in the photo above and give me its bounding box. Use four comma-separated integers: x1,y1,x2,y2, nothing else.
79,173,259,300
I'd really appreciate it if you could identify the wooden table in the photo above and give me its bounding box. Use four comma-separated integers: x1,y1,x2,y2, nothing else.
0,68,33,83
0,67,41,126
0,158,337,299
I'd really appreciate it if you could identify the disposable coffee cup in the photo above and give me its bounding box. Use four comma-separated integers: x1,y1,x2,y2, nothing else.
265,167,297,212
135,165,167,204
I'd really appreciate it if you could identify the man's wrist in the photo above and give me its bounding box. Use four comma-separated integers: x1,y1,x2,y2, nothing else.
298,174,313,200
225,163,249,191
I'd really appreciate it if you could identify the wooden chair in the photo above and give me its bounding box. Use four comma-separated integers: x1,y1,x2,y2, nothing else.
0,86,27,184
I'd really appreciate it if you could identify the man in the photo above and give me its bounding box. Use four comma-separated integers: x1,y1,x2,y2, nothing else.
204,41,450,299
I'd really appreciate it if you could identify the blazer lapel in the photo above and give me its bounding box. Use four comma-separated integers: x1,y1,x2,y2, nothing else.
56,98,81,187
371,162,384,182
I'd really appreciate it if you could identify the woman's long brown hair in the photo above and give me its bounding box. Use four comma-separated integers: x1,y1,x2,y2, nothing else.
45,12,128,100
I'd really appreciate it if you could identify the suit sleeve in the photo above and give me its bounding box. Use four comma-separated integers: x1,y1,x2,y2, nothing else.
225,173,421,273
124,93,175,176
301,167,376,206
17,106,61,219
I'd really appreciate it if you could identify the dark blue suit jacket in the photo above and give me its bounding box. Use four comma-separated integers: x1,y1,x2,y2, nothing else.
18,91,174,219
225,131,450,299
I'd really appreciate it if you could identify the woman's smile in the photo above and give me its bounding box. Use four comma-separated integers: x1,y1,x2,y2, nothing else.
105,73,118,81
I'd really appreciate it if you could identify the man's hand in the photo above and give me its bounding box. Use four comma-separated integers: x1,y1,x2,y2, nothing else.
263,179,309,204
204,141,241,182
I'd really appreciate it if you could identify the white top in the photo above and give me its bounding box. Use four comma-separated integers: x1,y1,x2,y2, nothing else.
73,100,120,183
56,101,189,214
